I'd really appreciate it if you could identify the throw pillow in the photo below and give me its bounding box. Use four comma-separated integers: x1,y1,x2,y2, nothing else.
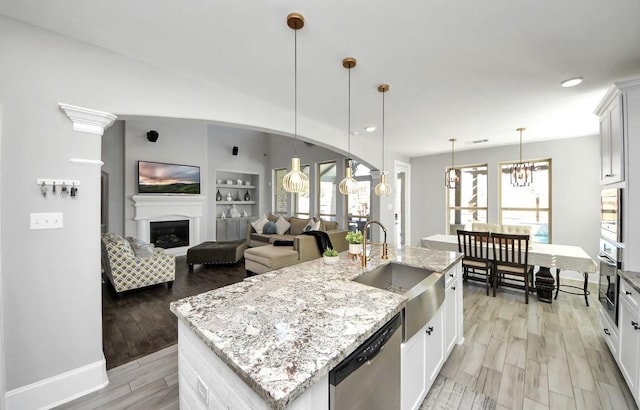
303,218,316,232
126,237,154,258
263,221,277,235
251,214,269,234
313,220,321,231
275,216,291,235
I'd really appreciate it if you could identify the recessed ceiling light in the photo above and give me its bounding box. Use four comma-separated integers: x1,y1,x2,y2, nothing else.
351,131,359,136
365,126,376,132
561,77,583,87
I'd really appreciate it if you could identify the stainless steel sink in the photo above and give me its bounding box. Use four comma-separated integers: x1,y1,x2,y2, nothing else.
353,262,445,341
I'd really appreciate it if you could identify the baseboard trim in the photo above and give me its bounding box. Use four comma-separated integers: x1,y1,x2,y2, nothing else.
5,356,108,410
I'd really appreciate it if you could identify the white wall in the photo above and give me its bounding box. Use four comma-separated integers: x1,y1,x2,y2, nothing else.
206,124,270,239
411,135,602,274
102,121,125,235
0,15,402,407
122,119,209,239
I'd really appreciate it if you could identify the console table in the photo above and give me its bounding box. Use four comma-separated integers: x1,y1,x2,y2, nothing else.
420,234,597,305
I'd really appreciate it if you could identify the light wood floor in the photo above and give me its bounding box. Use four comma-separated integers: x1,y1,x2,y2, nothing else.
57,280,638,410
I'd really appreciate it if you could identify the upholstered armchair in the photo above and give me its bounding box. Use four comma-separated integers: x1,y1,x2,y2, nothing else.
101,233,175,296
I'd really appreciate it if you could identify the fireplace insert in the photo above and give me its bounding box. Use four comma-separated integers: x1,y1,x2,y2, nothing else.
150,220,190,249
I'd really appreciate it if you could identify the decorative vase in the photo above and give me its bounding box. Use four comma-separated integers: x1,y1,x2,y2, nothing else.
349,243,363,255
323,255,339,265
244,190,250,201
230,205,241,218
234,190,241,201
225,192,232,202
216,189,222,201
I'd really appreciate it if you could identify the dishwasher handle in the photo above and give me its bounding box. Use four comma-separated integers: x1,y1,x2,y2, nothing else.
329,313,401,386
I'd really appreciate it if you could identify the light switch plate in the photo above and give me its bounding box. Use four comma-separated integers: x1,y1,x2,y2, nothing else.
30,213,63,229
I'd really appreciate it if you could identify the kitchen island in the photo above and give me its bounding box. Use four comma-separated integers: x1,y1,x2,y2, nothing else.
171,246,462,409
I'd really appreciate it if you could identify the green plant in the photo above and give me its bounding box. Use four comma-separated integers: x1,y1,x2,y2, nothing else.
345,229,363,245
323,247,339,257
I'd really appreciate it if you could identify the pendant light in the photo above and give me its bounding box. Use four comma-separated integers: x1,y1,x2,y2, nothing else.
339,57,359,195
510,127,533,187
445,138,459,189
282,12,309,193
374,84,392,197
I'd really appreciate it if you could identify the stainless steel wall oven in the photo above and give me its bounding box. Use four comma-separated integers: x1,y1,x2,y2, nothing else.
598,238,622,326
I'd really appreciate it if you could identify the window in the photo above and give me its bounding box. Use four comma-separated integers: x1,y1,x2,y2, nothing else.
273,168,288,215
293,164,310,218
447,164,488,234
346,160,372,232
499,159,551,243
318,161,337,221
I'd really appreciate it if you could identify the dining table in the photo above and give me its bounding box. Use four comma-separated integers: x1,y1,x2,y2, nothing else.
420,234,598,306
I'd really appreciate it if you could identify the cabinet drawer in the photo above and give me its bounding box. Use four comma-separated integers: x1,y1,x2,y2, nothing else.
620,279,640,313
599,307,619,359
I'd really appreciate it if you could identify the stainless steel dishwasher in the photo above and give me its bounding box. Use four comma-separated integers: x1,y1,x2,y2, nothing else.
329,313,401,410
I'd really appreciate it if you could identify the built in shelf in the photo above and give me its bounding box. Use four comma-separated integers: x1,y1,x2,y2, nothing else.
216,184,256,189
216,201,256,205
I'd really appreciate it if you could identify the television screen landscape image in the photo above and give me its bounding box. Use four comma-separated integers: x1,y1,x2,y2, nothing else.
138,161,201,194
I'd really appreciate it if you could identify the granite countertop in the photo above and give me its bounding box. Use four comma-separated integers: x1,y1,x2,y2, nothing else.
619,270,640,293
170,245,462,409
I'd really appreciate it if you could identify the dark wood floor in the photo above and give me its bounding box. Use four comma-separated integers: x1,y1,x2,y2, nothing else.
102,256,247,369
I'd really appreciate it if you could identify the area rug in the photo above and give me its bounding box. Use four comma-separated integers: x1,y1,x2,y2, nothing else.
420,375,497,410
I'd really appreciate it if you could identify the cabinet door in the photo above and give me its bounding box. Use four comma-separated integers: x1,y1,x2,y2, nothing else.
444,278,458,356
226,220,240,241
216,220,227,241
601,97,624,184
609,100,624,183
618,296,640,392
401,329,426,410
424,305,445,391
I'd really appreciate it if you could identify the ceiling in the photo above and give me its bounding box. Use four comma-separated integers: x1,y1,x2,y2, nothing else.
2,0,640,157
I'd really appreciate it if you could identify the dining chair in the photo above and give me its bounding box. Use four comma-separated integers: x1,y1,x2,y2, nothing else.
457,230,493,295
491,233,535,303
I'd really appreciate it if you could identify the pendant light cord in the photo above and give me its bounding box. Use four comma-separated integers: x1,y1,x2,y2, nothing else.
519,129,523,163
348,66,351,159
451,139,455,168
381,90,385,172
294,28,298,157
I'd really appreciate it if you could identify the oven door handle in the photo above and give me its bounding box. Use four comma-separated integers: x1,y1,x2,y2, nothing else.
598,255,617,267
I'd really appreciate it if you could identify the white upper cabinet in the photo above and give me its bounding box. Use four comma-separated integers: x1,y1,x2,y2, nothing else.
596,90,624,184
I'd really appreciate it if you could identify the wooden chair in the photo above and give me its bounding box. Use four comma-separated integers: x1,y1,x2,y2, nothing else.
457,230,493,295
491,233,535,303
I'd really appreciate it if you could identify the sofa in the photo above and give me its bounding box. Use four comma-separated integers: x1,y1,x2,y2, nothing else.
101,233,176,296
244,215,348,274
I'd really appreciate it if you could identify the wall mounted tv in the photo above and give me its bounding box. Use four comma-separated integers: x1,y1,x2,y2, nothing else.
138,161,201,194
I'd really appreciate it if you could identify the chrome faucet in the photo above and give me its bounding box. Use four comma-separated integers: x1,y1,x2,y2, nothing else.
362,220,389,268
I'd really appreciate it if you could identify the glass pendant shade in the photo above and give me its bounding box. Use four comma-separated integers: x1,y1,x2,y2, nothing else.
510,162,533,187
445,168,460,190
339,164,359,195
374,172,392,197
510,127,533,187
445,138,459,189
283,157,309,193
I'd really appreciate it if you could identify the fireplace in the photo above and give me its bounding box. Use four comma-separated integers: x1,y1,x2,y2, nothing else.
150,220,190,249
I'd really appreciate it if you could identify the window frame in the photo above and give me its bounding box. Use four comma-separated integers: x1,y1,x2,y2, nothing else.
293,163,311,218
498,158,552,243
317,160,337,221
273,167,289,216
446,163,489,234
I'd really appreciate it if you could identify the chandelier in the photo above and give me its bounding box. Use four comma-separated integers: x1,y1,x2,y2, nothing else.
510,127,533,187
338,57,359,195
445,138,459,189
282,12,309,193
374,84,392,197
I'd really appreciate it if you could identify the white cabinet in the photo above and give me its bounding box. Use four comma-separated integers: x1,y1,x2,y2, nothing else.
619,279,640,396
597,93,624,184
599,308,619,359
216,170,259,241
401,304,444,410
444,262,463,355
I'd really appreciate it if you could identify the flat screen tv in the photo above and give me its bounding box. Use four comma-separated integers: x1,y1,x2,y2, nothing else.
138,160,201,194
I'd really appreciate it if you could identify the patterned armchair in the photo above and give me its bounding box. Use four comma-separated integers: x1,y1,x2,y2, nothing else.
101,233,175,296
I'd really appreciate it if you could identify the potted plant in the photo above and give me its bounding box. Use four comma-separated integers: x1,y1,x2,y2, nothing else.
345,229,364,255
323,247,340,265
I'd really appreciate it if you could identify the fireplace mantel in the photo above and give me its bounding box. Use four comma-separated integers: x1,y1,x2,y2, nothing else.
132,195,206,255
